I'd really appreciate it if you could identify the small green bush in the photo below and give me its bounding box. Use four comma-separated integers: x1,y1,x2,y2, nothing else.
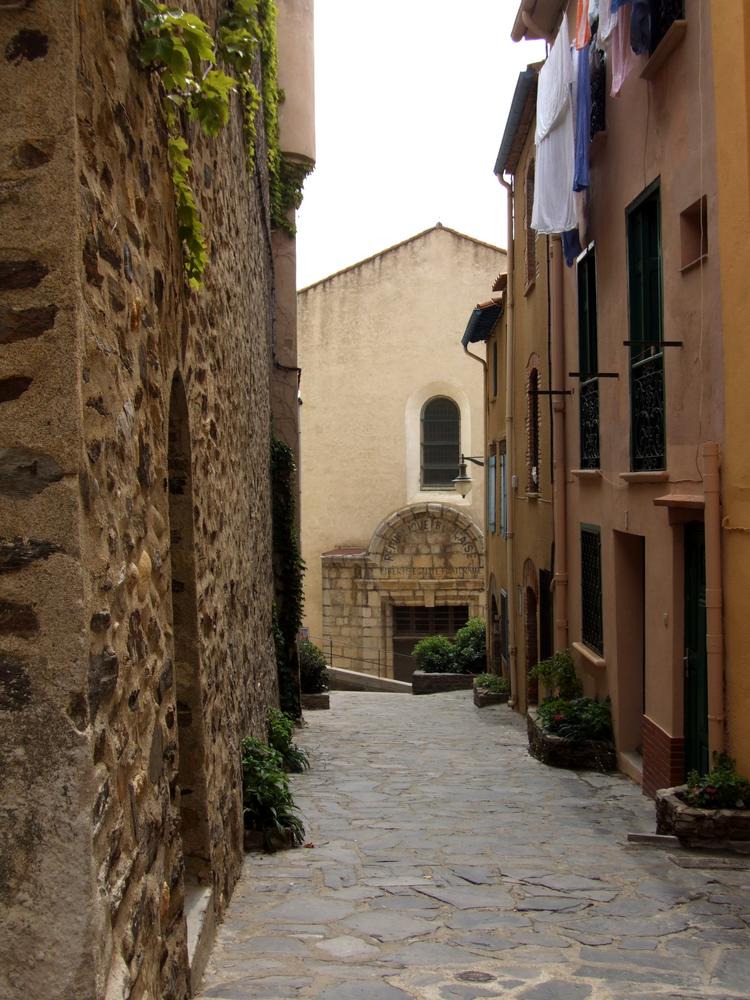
530,649,582,700
684,753,750,810
452,617,487,674
412,634,456,673
241,736,305,849
299,639,329,694
267,707,309,773
537,696,613,743
474,672,510,695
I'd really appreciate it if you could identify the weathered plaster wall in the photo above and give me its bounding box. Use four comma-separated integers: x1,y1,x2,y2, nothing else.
298,225,505,653
558,0,722,783
486,118,554,715
711,1,750,778
1,2,279,998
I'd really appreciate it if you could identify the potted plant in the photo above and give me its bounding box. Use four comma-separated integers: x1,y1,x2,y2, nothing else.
299,639,330,709
526,650,616,772
411,619,486,695
241,735,306,852
473,672,511,707
656,753,750,850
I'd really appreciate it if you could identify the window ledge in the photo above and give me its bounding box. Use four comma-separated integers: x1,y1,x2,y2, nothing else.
525,491,541,501
640,20,688,81
571,469,601,480
680,253,708,275
619,471,669,484
572,641,606,671
524,278,536,297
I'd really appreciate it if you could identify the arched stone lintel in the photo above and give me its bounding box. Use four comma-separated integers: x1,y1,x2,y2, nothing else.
368,502,484,560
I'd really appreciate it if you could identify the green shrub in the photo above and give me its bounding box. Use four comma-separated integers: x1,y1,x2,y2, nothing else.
530,649,582,700
474,672,510,695
241,736,305,849
537,697,613,743
299,639,329,694
412,634,456,673
267,708,309,773
452,617,487,674
684,753,750,809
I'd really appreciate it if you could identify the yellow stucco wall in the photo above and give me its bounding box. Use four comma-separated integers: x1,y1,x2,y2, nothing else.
298,225,506,650
486,123,554,714
712,2,750,776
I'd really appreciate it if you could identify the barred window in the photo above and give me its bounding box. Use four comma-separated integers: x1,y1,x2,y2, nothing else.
581,525,603,655
421,396,460,488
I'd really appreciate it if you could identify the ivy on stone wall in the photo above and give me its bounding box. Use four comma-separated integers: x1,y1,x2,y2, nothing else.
271,437,304,718
138,0,311,285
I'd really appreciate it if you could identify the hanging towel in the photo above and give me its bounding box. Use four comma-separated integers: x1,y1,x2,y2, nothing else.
598,0,617,44
610,0,630,12
611,3,637,96
562,228,583,267
574,45,592,191
576,0,591,49
531,16,577,235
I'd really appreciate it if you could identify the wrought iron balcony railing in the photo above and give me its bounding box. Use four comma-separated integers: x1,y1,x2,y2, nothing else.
630,351,665,471
579,378,600,470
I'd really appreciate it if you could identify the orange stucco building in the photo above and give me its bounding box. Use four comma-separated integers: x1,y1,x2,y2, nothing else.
495,0,726,796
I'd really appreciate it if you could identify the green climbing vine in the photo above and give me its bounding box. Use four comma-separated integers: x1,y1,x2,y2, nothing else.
138,0,310,286
271,437,305,719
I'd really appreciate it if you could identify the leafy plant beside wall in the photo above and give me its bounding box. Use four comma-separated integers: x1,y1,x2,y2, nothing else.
137,0,311,287
271,437,304,718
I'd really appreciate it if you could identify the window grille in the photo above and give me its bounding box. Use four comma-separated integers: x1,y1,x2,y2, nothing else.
421,396,460,487
581,525,603,655
499,440,508,537
578,248,600,469
527,370,540,490
525,160,536,287
627,184,665,471
487,450,497,534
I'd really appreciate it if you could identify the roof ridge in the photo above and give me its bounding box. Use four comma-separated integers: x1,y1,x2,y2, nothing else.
298,224,506,293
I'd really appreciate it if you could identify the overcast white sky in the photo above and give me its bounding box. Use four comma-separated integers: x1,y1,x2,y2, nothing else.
295,1,546,289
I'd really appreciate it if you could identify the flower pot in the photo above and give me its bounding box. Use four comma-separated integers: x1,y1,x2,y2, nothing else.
526,708,616,773
301,692,330,710
412,670,475,695
473,687,510,708
655,786,750,852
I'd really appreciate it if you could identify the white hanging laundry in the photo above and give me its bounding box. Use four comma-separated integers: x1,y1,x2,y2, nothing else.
598,0,617,44
531,15,577,235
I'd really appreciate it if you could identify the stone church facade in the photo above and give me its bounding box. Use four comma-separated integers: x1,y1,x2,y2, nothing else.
0,2,313,999
299,226,506,680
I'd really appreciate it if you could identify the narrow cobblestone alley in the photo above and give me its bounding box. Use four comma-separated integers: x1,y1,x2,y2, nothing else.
199,693,750,1000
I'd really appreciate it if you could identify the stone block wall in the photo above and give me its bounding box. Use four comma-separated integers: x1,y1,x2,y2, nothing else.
0,3,280,998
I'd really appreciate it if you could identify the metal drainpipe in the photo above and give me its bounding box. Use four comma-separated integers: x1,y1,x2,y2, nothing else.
550,236,569,651
499,173,518,707
702,441,725,756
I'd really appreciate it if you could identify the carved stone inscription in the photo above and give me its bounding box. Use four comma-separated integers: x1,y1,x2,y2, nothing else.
379,513,479,579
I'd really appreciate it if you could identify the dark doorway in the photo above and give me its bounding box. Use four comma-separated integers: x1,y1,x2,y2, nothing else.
684,522,709,776
167,373,212,884
614,531,645,754
525,587,539,705
392,604,469,682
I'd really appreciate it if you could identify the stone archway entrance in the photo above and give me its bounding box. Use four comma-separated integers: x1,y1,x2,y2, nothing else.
321,503,484,680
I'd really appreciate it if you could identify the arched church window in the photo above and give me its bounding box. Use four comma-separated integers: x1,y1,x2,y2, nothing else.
421,396,460,488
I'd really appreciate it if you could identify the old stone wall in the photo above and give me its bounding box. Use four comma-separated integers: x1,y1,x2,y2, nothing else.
321,503,485,677
1,2,279,998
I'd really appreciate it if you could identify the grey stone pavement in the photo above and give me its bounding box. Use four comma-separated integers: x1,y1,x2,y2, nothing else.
199,692,750,1000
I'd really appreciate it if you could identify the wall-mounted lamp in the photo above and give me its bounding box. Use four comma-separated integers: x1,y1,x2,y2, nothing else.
453,454,485,497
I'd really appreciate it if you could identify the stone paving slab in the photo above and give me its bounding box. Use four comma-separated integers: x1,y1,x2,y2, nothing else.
198,692,750,999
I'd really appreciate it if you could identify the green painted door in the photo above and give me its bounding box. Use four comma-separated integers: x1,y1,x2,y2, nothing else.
684,522,709,776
